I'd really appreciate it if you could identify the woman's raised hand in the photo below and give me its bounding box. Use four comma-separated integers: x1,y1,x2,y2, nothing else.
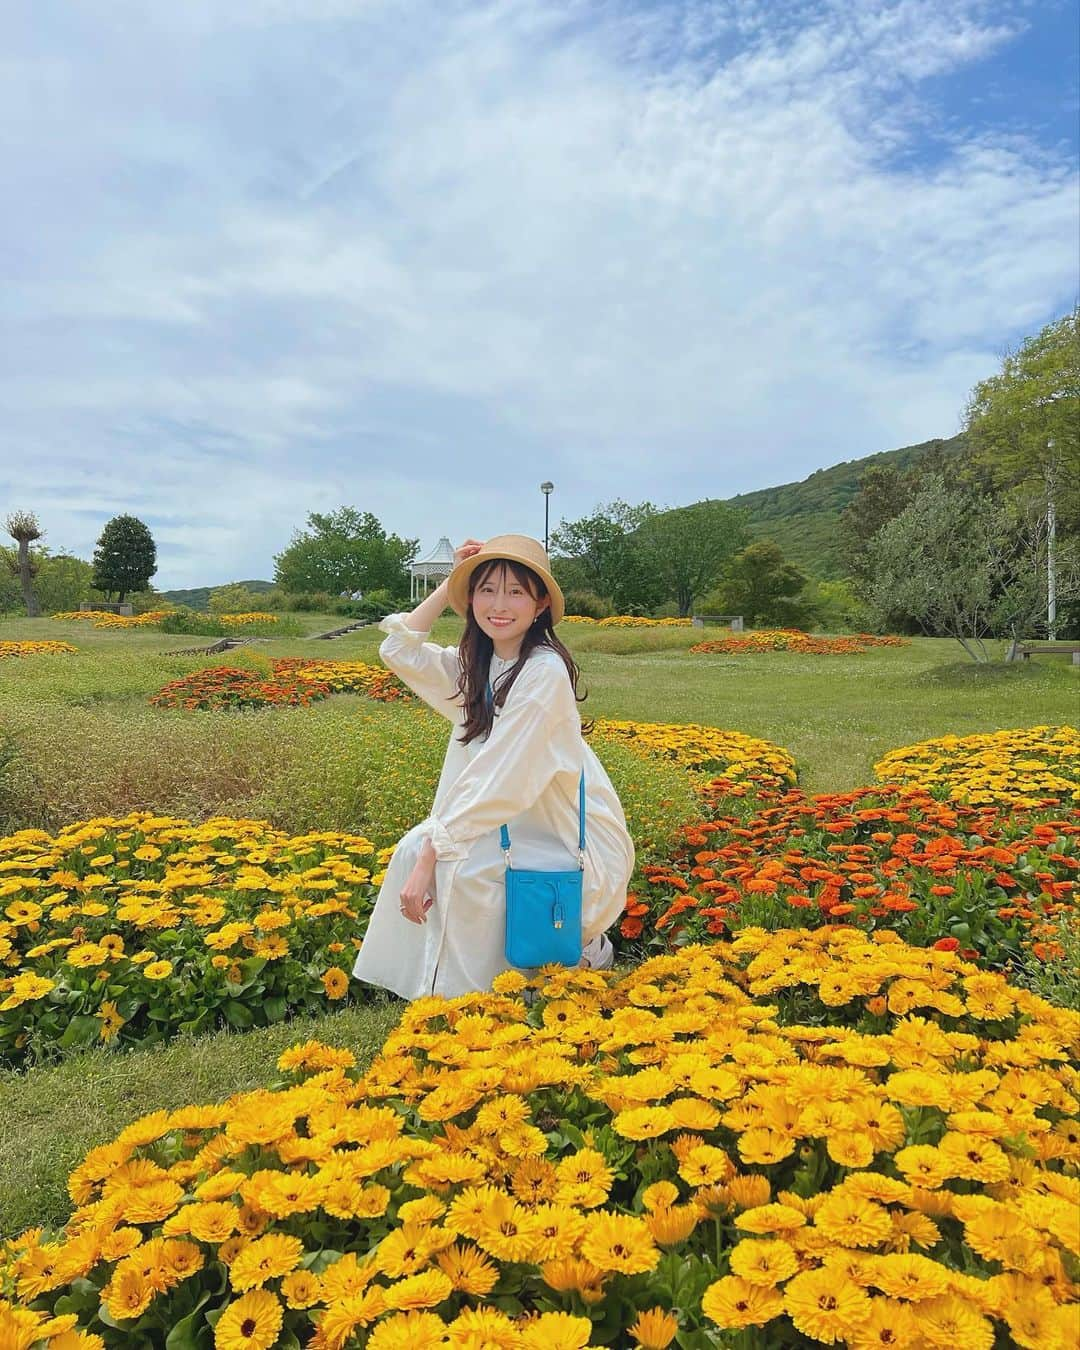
454,539,484,567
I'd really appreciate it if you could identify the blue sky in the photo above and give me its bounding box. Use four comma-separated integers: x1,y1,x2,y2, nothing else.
3,0,1077,588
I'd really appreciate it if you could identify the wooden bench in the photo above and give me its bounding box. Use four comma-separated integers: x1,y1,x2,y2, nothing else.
1006,640,1080,665
692,614,744,632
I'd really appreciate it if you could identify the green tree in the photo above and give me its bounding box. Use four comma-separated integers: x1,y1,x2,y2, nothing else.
273,508,417,598
964,308,1080,525
864,475,1077,660
712,540,809,627
638,501,751,616
550,500,662,612
34,552,103,614
91,515,158,602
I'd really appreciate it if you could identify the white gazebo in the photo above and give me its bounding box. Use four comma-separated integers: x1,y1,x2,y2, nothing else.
410,536,456,601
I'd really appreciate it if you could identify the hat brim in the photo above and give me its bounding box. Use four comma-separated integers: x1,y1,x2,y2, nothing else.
446,549,565,625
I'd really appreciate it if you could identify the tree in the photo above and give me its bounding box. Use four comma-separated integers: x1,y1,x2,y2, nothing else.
273,508,417,598
638,501,751,616
550,500,663,612
4,510,43,617
712,540,809,627
964,308,1080,524
863,475,1079,660
91,515,158,602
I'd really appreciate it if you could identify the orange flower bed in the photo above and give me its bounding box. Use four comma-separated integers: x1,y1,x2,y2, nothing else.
149,666,331,711
623,784,1078,968
691,630,909,655
271,658,413,703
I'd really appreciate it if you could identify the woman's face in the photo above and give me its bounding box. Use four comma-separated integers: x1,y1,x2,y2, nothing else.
470,562,549,652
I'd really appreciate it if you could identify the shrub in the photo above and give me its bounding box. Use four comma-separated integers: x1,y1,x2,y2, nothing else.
563,590,614,620
158,609,228,638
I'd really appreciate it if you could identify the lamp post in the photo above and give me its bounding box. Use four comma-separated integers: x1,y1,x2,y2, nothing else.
540,481,554,554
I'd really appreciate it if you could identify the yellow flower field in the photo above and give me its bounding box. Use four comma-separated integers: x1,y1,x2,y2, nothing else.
875,725,1080,807
591,719,797,789
0,641,77,659
0,814,389,1063
2,932,1076,1347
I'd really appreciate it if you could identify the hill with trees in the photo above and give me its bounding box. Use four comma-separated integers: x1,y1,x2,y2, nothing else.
718,433,968,579
160,580,275,611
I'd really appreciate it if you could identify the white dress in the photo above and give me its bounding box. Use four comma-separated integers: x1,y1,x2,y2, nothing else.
352,614,635,1000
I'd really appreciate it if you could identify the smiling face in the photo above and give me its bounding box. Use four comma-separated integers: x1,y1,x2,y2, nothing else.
469,559,551,658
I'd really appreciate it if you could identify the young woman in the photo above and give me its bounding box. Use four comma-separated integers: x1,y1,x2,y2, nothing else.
352,534,635,1001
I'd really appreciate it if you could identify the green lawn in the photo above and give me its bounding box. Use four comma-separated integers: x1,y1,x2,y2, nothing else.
0,613,1076,1238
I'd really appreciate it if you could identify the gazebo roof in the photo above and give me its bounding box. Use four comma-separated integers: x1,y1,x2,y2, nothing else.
410,536,456,575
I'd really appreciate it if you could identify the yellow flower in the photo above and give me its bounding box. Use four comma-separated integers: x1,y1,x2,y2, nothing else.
580,1212,659,1276
784,1267,872,1343
384,1269,454,1310
366,1311,447,1350
142,960,173,981
228,1233,304,1292
213,1289,283,1350
728,1237,799,1287
436,1242,499,1296
627,1307,679,1349
322,966,349,999
518,1311,593,1349
701,1275,785,1329
96,1001,125,1041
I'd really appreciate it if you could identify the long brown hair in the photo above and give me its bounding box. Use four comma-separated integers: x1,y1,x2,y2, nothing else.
454,558,588,745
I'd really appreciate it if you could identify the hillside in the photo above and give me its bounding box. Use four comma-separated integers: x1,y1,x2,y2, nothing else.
160,579,275,611
718,432,967,579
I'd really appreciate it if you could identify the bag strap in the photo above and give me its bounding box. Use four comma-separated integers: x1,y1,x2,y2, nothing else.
488,678,586,868
499,769,585,867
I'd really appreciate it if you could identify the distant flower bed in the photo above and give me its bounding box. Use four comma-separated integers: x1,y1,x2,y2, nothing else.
0,640,77,659
565,614,692,626
875,726,1080,807
4,934,1076,1348
150,666,331,711
692,629,909,655
592,718,796,789
219,612,278,626
0,813,387,1064
627,783,1078,966
51,609,173,628
273,658,414,703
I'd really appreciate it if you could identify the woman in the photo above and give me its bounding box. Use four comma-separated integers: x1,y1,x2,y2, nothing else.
352,534,635,1000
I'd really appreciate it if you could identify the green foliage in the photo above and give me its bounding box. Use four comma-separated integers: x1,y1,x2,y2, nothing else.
207,582,268,614
91,514,158,601
800,577,872,632
638,500,751,615
865,475,1079,657
563,589,614,619
551,499,663,611
965,307,1080,524
157,608,229,637
161,581,275,612
724,434,968,579
709,539,810,626
273,507,417,597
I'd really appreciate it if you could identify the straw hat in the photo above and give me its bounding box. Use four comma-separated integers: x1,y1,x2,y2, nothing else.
446,534,565,625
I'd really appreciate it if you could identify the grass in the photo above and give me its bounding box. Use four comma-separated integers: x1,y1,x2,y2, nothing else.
0,999,403,1238
1,612,1077,1239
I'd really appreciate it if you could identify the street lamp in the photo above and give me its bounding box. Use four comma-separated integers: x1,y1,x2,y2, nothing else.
540,481,554,554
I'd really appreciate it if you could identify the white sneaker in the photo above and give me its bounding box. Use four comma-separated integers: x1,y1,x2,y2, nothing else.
579,934,614,970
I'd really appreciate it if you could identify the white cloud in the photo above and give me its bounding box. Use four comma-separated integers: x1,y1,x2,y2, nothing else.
1,0,1075,585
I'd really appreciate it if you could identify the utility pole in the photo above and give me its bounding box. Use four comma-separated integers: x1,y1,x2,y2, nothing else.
1046,445,1056,640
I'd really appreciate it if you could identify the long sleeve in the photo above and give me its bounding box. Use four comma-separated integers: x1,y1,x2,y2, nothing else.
427,665,581,861
377,613,462,720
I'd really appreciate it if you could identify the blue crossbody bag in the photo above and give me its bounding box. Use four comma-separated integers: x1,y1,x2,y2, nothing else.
487,676,585,968
500,770,585,969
